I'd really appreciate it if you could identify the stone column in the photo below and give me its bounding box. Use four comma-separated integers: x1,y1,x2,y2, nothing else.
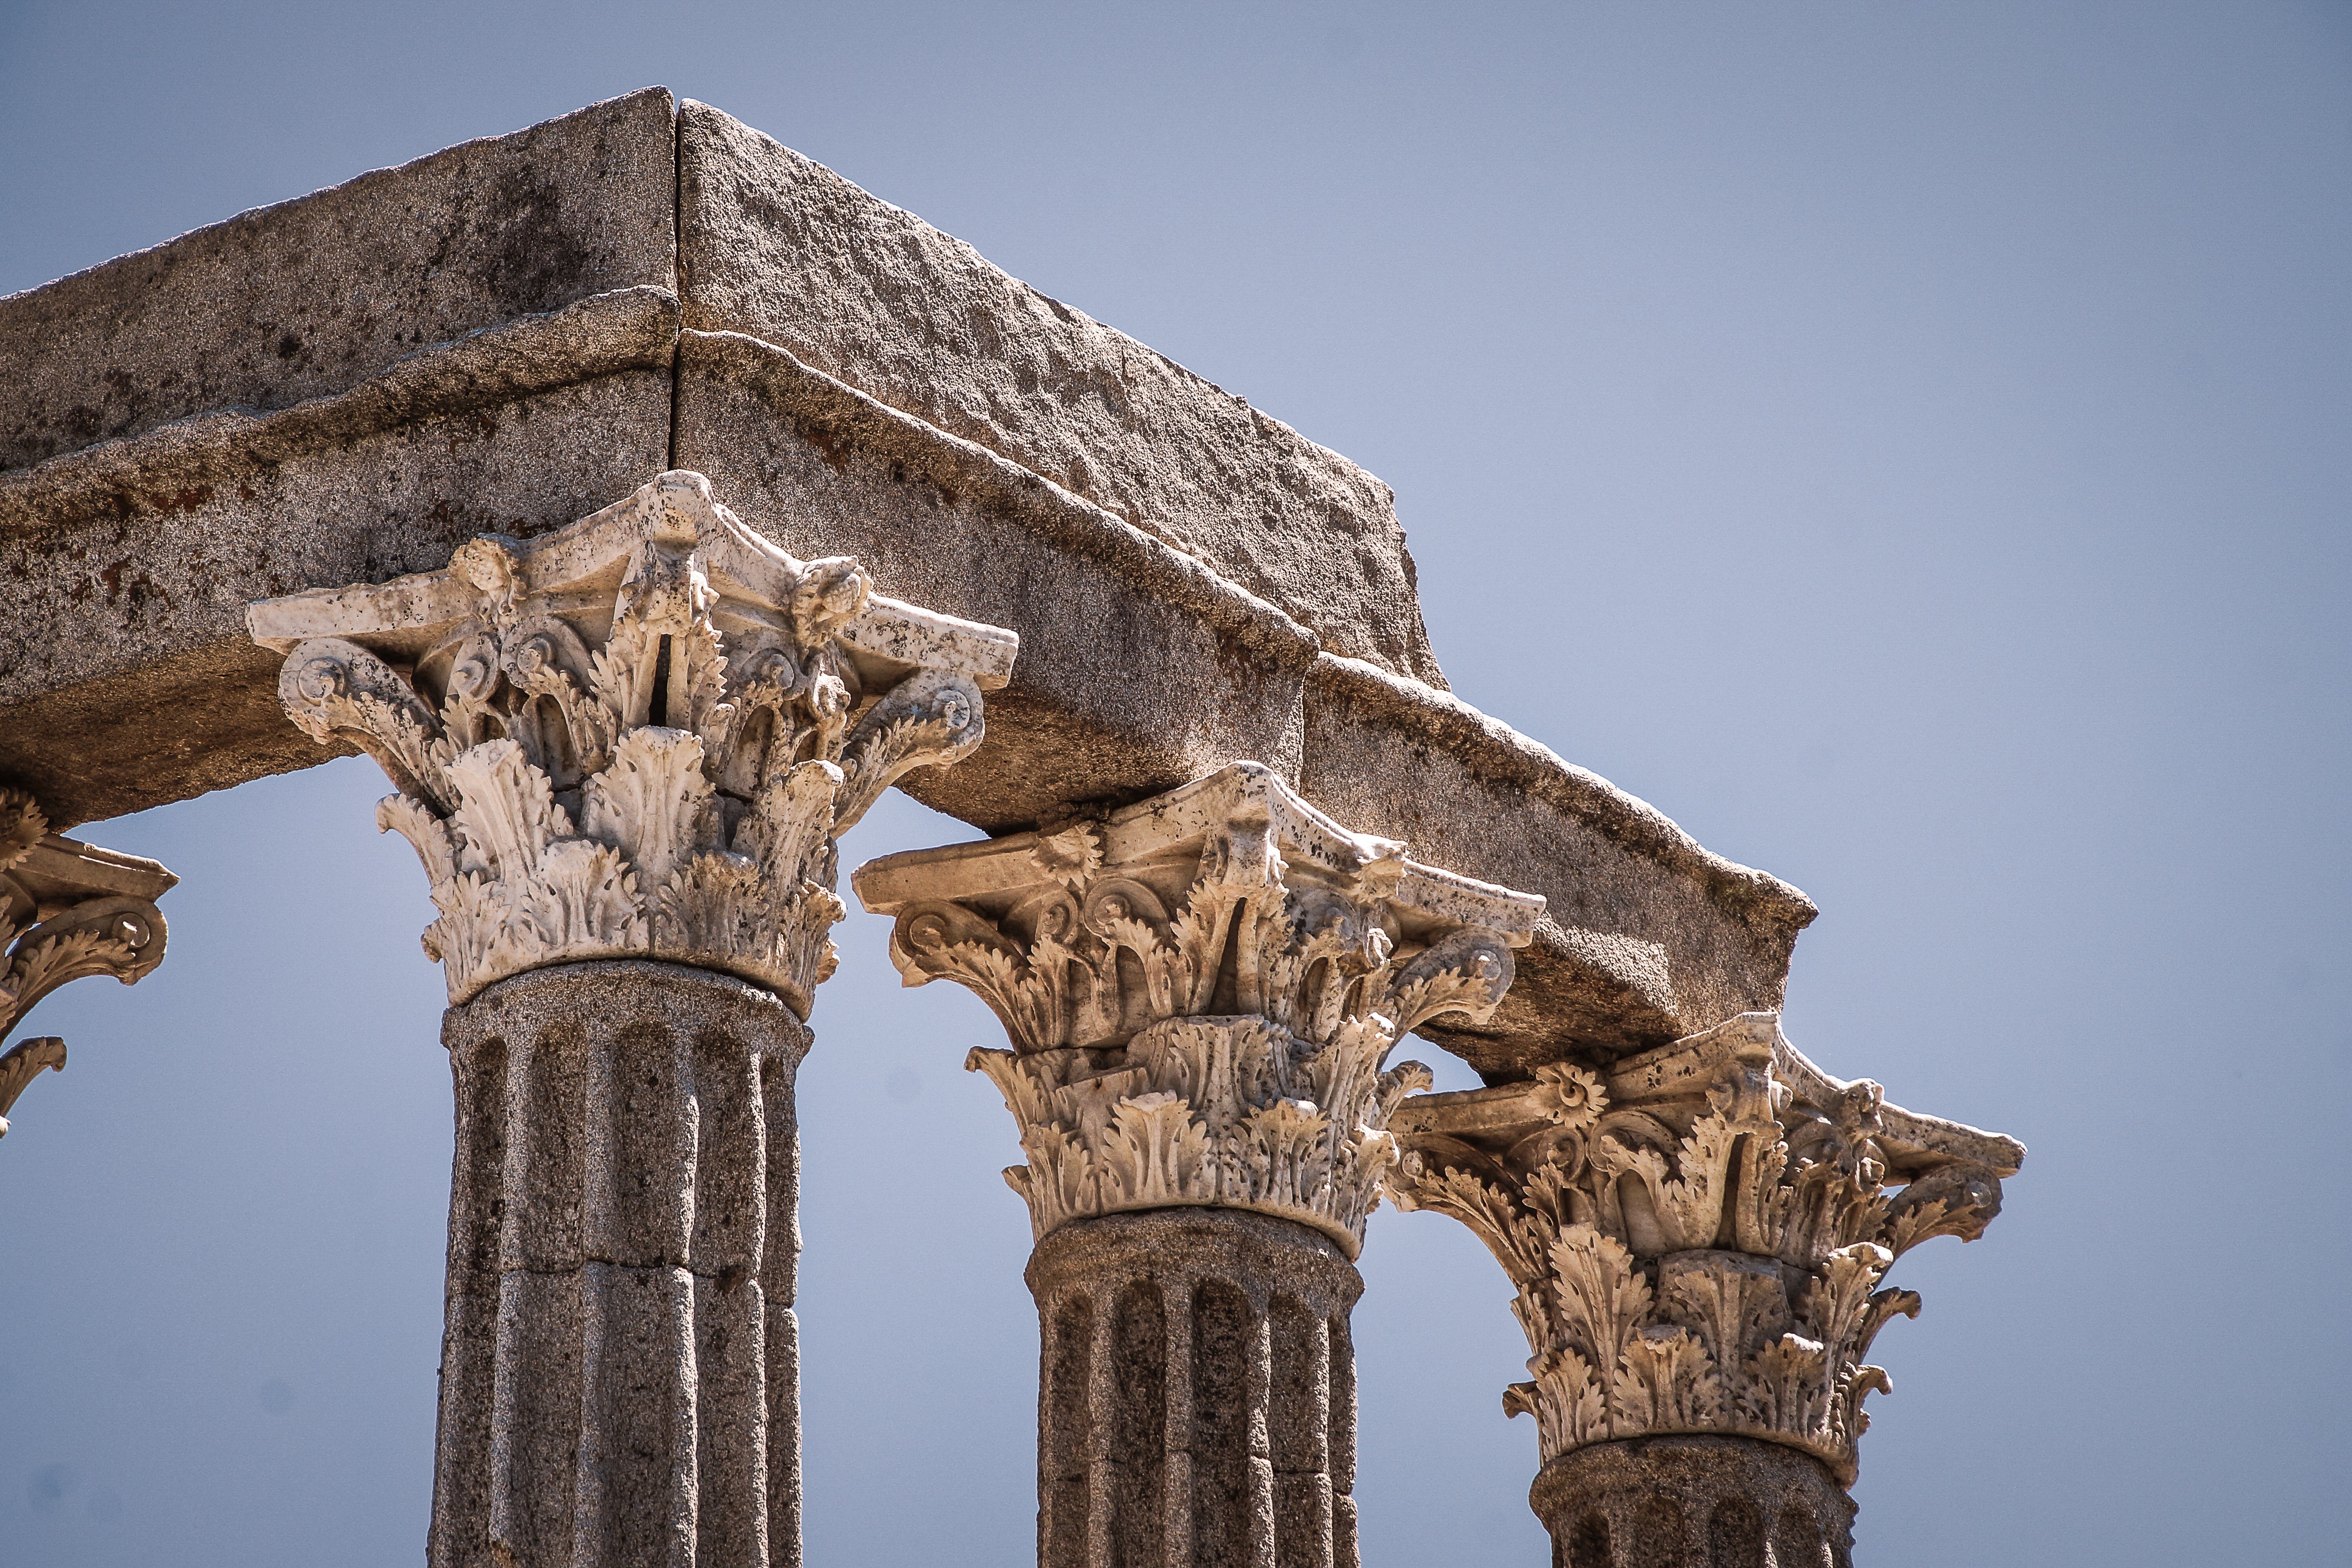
852,763,1546,1568
248,470,1017,1568
1387,1013,2025,1567
0,788,176,1139
432,961,808,1567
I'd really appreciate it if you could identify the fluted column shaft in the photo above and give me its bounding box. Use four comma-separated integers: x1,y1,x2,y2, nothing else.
1529,1437,1853,1568
430,961,808,1568
1027,1209,1362,1568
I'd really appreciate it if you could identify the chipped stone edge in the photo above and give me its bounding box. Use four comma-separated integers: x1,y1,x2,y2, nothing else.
1308,654,1819,942
687,326,1813,940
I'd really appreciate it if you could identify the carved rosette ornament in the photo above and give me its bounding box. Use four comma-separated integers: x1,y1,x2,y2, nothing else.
1388,1012,2024,1487
0,789,176,1138
853,763,1546,1256
248,470,1018,1013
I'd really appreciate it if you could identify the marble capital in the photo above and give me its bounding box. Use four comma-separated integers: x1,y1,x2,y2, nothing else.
1388,1012,2024,1485
852,763,1546,1255
0,788,176,1137
247,470,1018,1012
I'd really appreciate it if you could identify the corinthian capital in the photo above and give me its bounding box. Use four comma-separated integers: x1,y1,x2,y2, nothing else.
851,763,1546,1255
248,470,1018,1012
0,789,175,1136
1388,1012,2024,1484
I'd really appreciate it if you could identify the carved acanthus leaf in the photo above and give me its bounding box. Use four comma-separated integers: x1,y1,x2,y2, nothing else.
249,472,1015,1012
965,1016,1432,1258
1385,1010,2023,1485
0,1036,65,1137
3,897,169,1036
0,811,176,1141
834,670,986,837
279,637,453,812
0,792,46,877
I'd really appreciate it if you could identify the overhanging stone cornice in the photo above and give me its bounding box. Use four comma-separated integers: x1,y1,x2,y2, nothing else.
0,89,1818,1067
676,327,1325,672
0,287,683,541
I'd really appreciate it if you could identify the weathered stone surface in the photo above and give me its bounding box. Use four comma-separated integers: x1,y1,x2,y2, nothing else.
0,86,676,472
436,960,808,1568
0,89,1817,1071
673,332,1322,826
1528,1435,1855,1568
1301,656,1815,1066
678,101,1446,689
1,359,676,828
1025,1208,1365,1568
679,335,1811,1068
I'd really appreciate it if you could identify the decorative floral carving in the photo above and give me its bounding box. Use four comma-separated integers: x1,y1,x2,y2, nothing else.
851,763,1546,1255
1389,1011,2024,1485
0,788,177,1138
0,1036,66,1137
249,472,1018,1012
966,1016,1429,1254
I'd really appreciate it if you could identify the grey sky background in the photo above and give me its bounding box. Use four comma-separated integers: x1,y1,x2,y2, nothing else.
2,3,2347,1564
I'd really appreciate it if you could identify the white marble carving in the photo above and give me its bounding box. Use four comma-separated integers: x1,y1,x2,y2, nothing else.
0,789,176,1136
248,470,1018,1012
1387,1012,2024,1483
853,763,1545,1254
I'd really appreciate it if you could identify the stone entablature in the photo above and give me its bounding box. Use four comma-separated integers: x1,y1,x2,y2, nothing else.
248,470,1017,1012
851,763,1545,1255
1388,1012,2023,1485
0,790,175,1136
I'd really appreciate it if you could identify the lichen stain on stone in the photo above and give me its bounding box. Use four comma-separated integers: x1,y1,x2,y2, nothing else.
798,420,852,476
481,170,595,314
96,560,170,618
443,410,498,457
145,485,213,517
1209,628,1261,695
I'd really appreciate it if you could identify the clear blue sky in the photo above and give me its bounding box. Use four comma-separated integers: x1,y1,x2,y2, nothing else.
3,4,2347,1564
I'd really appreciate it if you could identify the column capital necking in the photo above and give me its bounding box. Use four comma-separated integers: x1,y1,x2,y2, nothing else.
852,762,1546,1256
246,470,1019,1013
1387,1011,2026,1486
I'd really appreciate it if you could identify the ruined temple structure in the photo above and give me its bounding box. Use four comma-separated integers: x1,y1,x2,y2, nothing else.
0,88,2022,1566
